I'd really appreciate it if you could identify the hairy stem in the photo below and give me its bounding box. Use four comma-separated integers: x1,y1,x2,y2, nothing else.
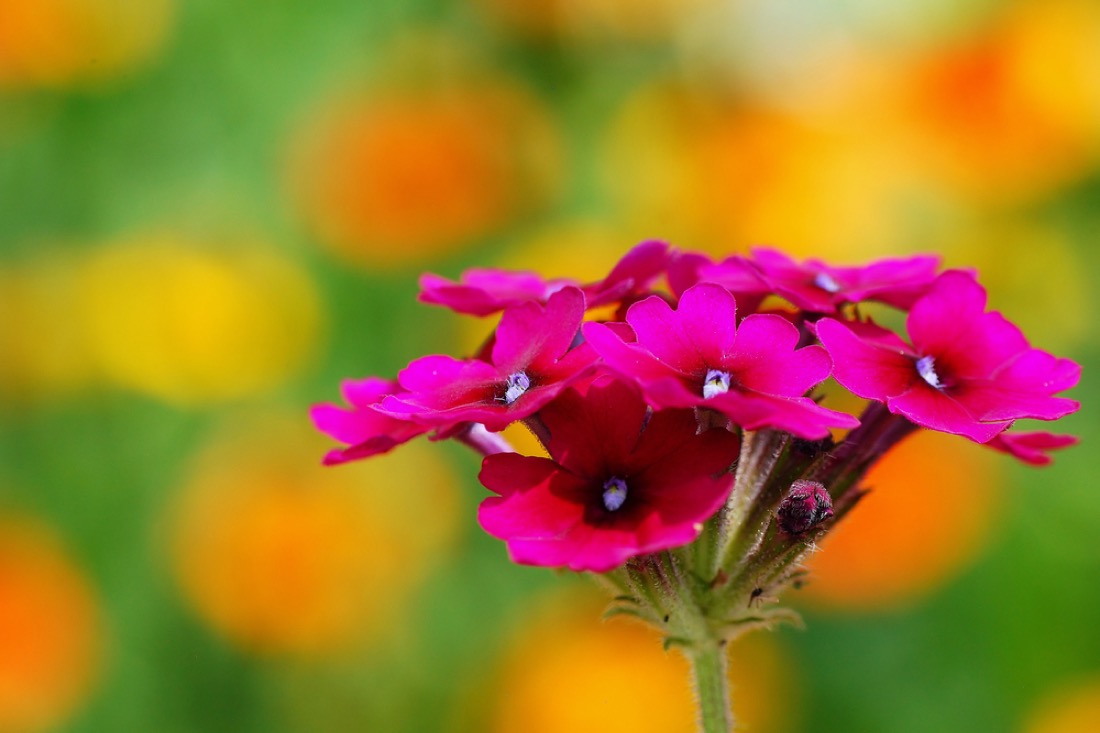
687,640,733,733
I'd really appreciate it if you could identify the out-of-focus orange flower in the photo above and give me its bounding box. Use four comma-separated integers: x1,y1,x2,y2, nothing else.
170,418,460,657
290,74,561,267
475,0,718,42
1024,677,1100,733
799,429,1000,611
603,80,940,260
893,0,1100,203
78,235,322,406
0,0,174,89
0,255,94,402
0,516,102,733
489,587,795,733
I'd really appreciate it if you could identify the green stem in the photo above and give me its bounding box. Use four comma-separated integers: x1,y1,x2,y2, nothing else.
687,640,733,733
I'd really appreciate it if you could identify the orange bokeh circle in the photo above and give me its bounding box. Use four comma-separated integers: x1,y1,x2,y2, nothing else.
800,429,1001,611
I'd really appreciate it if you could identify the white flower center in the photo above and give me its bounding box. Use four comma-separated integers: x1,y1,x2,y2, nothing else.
503,371,531,404
602,477,628,512
813,272,842,294
702,369,732,399
916,355,943,389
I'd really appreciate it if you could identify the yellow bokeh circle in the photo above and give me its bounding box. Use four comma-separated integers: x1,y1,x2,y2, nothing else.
489,587,795,733
169,417,460,657
79,235,322,406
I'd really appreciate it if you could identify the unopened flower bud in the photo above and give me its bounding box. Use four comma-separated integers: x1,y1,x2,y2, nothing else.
776,480,833,535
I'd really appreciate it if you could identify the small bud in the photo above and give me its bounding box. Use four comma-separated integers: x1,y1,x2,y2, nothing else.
776,480,833,535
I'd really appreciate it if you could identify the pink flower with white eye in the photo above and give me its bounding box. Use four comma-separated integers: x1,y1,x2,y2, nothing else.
477,377,740,572
744,247,941,313
417,239,671,316
582,283,859,439
379,286,594,432
310,377,428,465
816,270,1081,443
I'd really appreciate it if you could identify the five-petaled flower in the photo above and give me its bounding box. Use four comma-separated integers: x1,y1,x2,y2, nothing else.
477,378,740,572
379,286,594,431
583,283,859,439
816,270,1080,442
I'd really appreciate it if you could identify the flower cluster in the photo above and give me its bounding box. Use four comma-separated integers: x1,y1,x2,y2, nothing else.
313,242,1080,586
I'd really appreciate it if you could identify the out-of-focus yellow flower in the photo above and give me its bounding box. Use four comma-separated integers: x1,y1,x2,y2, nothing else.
475,0,718,42
289,68,561,268
800,429,1000,611
169,417,460,657
602,80,941,260
0,516,102,733
488,587,795,733
78,235,322,406
947,221,1090,354
0,0,174,89
0,255,94,401
1024,677,1100,733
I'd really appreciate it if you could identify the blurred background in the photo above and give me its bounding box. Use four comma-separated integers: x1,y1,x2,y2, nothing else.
0,0,1098,731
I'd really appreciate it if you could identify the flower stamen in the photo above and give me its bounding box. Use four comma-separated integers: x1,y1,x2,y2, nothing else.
601,476,628,512
813,272,842,293
702,369,732,399
916,355,943,389
502,371,531,404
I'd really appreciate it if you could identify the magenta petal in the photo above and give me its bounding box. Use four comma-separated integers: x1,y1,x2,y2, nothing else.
540,378,650,478
667,250,714,296
583,321,687,385
707,390,858,438
906,270,991,359
624,295,704,373
478,454,589,540
986,431,1079,466
887,385,1009,443
417,268,555,315
597,240,669,292
676,284,739,366
816,318,918,401
492,286,585,373
729,314,830,396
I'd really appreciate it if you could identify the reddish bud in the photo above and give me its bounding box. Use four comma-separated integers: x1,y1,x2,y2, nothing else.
776,480,833,535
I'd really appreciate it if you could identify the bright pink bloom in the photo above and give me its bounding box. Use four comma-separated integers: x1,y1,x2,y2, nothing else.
417,240,670,316
816,270,1081,442
986,431,1079,466
417,268,563,317
380,287,594,431
667,251,769,316
583,283,859,438
310,377,428,465
477,378,740,572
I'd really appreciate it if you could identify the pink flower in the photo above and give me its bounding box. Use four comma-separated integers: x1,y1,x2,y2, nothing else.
310,377,428,465
477,378,740,572
986,431,1079,466
417,240,670,316
417,268,563,317
582,283,859,439
744,247,941,313
816,270,1081,442
379,287,594,431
